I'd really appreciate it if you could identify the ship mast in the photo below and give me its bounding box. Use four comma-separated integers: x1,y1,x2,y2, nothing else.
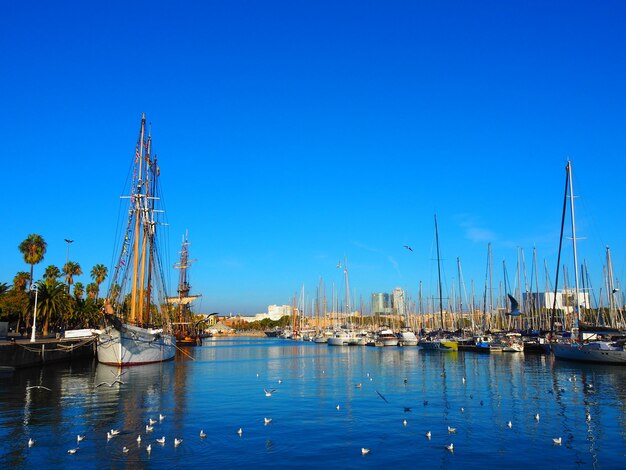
129,113,146,325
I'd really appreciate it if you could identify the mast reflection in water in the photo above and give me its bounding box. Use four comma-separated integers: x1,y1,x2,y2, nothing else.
1,338,624,469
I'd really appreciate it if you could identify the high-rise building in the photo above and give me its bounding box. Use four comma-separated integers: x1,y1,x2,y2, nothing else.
371,293,392,315
392,287,405,316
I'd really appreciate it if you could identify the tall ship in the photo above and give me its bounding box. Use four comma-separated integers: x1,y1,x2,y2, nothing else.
168,233,204,345
96,114,177,366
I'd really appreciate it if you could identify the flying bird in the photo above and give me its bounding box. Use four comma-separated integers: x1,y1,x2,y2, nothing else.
96,380,124,388
505,294,522,316
264,388,276,397
403,245,413,252
26,385,51,391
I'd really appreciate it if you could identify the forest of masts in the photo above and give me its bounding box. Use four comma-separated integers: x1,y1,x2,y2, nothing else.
290,244,626,335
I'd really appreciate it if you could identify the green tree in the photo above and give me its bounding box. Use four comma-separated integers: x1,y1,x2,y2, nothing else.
13,271,31,292
86,283,98,300
62,261,82,294
35,280,71,336
73,282,84,300
90,264,108,299
18,234,47,289
43,265,61,286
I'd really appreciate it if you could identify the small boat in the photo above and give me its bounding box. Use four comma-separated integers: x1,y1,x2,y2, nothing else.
398,328,418,346
327,329,352,346
264,328,282,338
419,337,458,351
502,333,524,353
376,328,399,346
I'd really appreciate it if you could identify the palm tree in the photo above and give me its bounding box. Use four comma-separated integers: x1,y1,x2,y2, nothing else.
35,280,71,336
63,261,82,294
18,234,47,289
43,265,61,286
74,282,84,300
90,264,108,299
86,283,98,300
13,272,30,292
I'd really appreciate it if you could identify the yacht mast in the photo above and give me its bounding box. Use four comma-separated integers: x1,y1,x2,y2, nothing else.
567,161,581,334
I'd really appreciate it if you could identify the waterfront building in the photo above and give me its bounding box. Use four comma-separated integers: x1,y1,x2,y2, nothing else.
392,288,405,316
371,293,392,315
522,289,591,313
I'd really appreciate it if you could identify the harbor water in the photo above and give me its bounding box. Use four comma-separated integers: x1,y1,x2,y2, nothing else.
1,337,624,469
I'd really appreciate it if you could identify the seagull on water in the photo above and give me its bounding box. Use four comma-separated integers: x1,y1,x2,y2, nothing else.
26,385,51,391
148,418,157,425
586,413,591,422
462,377,466,384
403,419,407,426
137,435,142,443
237,428,243,436
460,407,465,413
446,443,454,452
448,426,457,434
507,421,512,428
264,389,276,397
107,432,113,441
535,413,540,422
77,434,85,443
355,383,362,388
174,438,183,447
200,430,207,438
67,448,78,454
156,436,166,445
146,444,152,454
110,429,120,436
552,437,562,445
264,417,273,425
361,447,371,455
425,431,432,439
336,404,340,410
159,414,166,422
28,438,35,447
278,379,282,384
122,446,129,453
146,425,154,432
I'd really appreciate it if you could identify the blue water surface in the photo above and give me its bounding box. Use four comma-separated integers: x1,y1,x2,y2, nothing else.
0,338,624,469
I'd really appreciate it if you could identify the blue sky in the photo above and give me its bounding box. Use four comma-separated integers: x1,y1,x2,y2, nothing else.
1,1,625,315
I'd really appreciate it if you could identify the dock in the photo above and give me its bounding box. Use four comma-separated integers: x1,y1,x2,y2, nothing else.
0,334,96,371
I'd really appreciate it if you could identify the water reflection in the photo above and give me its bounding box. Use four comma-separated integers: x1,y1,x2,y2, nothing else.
1,339,624,469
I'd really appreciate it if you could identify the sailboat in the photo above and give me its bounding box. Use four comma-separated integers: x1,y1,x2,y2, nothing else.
418,215,458,351
96,114,177,366
550,161,626,364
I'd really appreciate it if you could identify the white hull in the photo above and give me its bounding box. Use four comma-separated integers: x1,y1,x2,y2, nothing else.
97,324,176,366
552,342,626,364
399,331,418,346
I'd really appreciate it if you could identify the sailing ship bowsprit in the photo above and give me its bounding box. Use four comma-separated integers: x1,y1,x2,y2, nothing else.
96,114,177,366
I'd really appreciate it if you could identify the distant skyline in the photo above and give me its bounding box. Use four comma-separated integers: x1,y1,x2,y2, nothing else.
2,1,626,314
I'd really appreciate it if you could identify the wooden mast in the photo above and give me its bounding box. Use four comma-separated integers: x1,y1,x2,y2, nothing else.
129,113,146,324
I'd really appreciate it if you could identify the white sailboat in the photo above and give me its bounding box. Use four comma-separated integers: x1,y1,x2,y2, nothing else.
96,114,176,366
550,161,626,364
